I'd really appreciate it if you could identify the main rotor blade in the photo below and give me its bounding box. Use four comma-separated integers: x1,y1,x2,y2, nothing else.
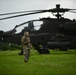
69,11,76,13
0,10,45,16
69,9,76,10
0,7,76,20
0,10,48,20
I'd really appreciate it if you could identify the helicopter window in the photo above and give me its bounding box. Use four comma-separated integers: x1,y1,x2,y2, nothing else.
34,21,43,30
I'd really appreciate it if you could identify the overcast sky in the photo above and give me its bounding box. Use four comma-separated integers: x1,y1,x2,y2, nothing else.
0,0,76,33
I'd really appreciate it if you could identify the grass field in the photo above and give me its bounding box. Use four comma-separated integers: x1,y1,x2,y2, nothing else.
0,49,76,75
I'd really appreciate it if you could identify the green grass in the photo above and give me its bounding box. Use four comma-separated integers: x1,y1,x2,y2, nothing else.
0,50,76,75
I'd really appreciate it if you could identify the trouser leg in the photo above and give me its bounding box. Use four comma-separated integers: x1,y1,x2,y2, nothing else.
28,49,30,57
24,49,30,62
24,54,28,62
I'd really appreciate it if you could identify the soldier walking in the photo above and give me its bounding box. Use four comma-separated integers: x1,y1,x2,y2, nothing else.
21,32,32,62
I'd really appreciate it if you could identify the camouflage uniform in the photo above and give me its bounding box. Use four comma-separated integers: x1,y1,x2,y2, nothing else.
21,35,31,62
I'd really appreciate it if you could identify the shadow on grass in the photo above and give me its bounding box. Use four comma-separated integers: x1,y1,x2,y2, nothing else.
0,50,76,56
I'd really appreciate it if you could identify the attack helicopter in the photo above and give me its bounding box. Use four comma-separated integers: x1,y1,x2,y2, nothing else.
0,4,76,54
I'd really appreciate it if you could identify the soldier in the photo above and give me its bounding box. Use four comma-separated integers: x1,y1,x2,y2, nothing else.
21,32,32,62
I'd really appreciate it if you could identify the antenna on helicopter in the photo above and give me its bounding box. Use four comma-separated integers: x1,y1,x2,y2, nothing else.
51,4,65,19
55,4,61,19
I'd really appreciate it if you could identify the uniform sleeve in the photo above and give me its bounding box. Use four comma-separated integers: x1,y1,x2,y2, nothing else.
27,37,32,48
21,36,25,45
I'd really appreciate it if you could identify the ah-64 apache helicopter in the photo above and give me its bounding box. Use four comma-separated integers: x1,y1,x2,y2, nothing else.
0,4,76,54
